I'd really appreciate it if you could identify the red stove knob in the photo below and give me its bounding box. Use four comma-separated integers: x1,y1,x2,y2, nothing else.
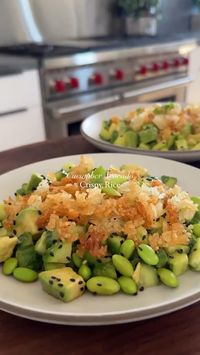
151,63,160,72
70,77,79,89
115,69,124,80
162,61,170,70
181,57,189,66
173,58,181,68
139,65,147,75
90,73,103,85
54,80,65,93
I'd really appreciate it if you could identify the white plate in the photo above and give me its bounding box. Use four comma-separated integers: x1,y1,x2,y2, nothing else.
81,104,200,162
0,153,200,325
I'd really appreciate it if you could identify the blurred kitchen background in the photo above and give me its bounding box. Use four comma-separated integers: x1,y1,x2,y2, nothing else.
0,0,200,151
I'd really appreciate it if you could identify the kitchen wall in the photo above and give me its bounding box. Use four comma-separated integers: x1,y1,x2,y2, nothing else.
158,0,192,35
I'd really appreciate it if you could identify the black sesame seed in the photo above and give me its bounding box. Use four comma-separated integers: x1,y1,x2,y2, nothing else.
78,280,83,285
38,210,42,215
38,228,43,231
51,276,57,280
49,280,53,285
80,287,85,291
13,220,16,226
138,247,142,251
58,283,63,287
120,240,124,245
13,229,17,235
41,175,46,179
60,292,64,298
58,244,63,249
53,240,57,244
70,278,76,282
139,286,144,292
8,202,12,206
14,192,17,196
16,213,19,216
178,249,183,254
56,278,61,282
66,256,71,261
97,283,102,287
133,292,138,296
193,248,197,251
93,292,97,296
169,255,174,259
142,235,146,241
49,252,54,257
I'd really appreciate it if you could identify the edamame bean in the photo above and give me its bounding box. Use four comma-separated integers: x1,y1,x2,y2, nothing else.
3,257,18,275
112,255,133,277
193,224,200,238
86,276,120,295
120,240,135,259
72,253,82,268
157,268,179,288
78,264,92,281
118,276,137,295
137,244,159,266
13,267,38,282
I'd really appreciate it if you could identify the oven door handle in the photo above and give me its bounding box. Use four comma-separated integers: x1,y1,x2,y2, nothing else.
50,95,120,119
123,76,194,99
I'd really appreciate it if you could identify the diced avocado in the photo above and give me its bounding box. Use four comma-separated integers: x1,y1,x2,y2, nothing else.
27,173,43,192
107,235,125,254
124,131,138,148
0,236,18,262
0,204,6,221
152,141,168,151
44,263,65,271
18,232,33,248
175,139,188,150
100,128,112,141
165,245,190,255
161,175,177,188
15,207,40,236
35,231,58,255
190,211,200,224
39,267,85,302
193,223,200,238
139,125,158,144
191,143,200,150
191,196,200,210
181,122,193,138
167,135,176,149
43,241,72,265
138,143,150,150
113,135,125,146
83,251,99,266
72,253,82,268
189,249,200,271
156,249,168,268
16,245,42,271
169,252,188,276
133,262,159,288
110,131,119,144
93,262,117,279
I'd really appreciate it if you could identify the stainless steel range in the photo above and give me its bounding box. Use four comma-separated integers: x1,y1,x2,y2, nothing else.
0,38,196,138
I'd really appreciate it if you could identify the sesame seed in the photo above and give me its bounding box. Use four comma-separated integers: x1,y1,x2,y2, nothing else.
133,292,138,296
97,283,102,287
178,249,183,254
142,235,146,240
49,252,54,257
51,276,57,280
56,278,61,282
66,256,71,261
13,220,16,226
8,202,12,206
80,287,85,291
120,240,124,245
14,193,17,196
38,211,42,215
58,283,63,287
78,280,83,285
70,278,75,282
58,244,63,249
60,292,64,298
16,213,19,216
13,229,17,235
139,286,144,292
38,228,43,231
49,280,53,285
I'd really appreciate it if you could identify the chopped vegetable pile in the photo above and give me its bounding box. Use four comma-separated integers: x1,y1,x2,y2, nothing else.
100,103,200,151
0,156,200,302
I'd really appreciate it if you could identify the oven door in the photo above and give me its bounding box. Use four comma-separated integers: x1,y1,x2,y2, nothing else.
46,76,193,138
122,76,192,104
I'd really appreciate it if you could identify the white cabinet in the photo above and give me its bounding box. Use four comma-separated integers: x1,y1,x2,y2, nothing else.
0,69,45,151
187,46,200,103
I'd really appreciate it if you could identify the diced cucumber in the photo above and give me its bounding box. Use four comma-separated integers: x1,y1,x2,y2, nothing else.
156,249,168,268
107,235,125,254
137,263,159,288
193,224,200,238
169,252,188,276
189,249,200,271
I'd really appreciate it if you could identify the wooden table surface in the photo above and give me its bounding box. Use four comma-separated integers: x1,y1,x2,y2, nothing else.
0,135,200,355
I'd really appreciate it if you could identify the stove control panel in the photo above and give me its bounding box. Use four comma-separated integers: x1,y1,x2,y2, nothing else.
46,53,189,99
